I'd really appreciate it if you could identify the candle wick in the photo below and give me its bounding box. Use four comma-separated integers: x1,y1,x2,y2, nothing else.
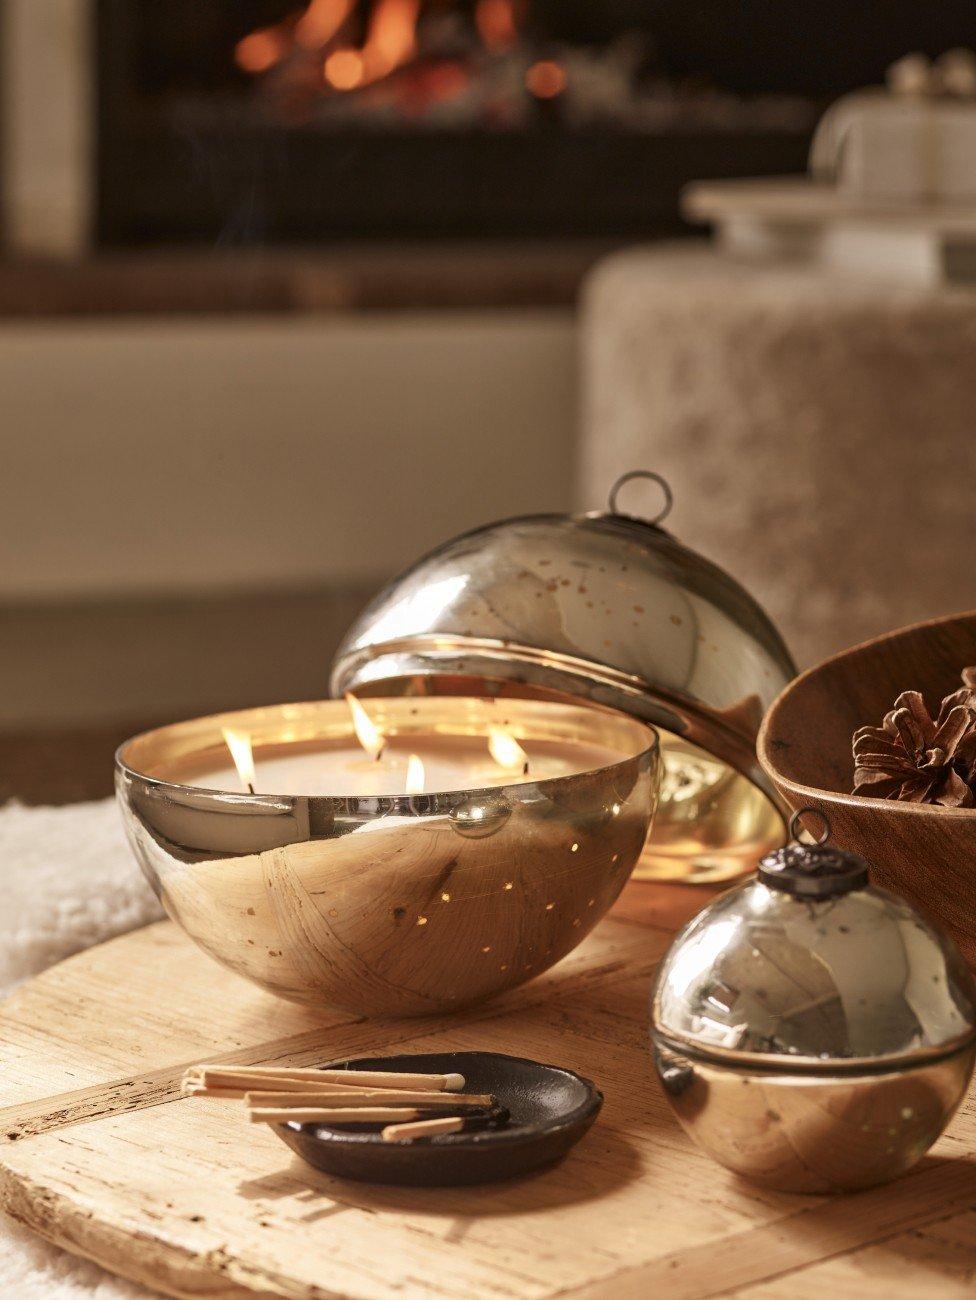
247,782,255,795
522,761,530,776
375,744,386,763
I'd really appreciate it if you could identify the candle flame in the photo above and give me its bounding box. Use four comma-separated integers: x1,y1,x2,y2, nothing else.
405,753,426,794
222,728,256,792
345,692,385,761
488,725,529,773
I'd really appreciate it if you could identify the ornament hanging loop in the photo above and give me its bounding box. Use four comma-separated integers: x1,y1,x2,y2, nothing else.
607,470,673,527
761,808,867,896
789,807,832,847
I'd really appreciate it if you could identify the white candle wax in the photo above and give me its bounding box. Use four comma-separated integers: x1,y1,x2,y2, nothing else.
184,733,624,797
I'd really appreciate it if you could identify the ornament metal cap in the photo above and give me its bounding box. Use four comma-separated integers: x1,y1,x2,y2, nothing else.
758,808,870,899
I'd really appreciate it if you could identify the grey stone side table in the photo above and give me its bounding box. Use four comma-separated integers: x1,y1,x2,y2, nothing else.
579,244,976,667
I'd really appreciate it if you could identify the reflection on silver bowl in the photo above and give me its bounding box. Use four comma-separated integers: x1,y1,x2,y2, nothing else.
653,1041,976,1193
116,697,660,1016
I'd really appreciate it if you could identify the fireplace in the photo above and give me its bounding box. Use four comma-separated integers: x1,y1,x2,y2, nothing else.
7,1,976,253
93,0,829,245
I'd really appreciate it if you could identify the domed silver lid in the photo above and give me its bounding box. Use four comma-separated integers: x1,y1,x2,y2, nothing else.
652,811,976,1070
331,473,796,820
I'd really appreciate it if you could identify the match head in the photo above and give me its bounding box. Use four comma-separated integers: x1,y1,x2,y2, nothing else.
442,1073,465,1092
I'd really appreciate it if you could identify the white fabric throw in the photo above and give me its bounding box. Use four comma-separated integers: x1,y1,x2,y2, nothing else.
0,799,164,1298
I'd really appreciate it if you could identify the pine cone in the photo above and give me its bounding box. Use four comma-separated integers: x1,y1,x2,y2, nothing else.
852,667,976,807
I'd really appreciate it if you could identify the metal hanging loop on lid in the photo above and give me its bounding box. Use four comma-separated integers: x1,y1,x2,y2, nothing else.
607,470,674,526
759,806,870,899
788,807,831,846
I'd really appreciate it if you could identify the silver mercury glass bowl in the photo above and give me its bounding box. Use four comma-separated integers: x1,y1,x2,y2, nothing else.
331,471,798,885
650,811,976,1193
117,696,659,1017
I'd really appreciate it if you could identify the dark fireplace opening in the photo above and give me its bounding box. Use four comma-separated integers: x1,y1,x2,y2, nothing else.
95,1,976,245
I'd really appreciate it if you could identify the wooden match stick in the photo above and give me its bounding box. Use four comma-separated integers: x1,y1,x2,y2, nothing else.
183,1084,375,1101
183,1083,367,1101
381,1116,467,1142
242,1090,493,1110
183,1075,388,1098
184,1072,366,1096
189,1065,466,1092
181,1085,249,1100
249,1106,427,1125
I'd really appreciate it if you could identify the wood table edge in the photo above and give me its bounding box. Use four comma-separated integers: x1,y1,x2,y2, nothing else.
0,1158,297,1300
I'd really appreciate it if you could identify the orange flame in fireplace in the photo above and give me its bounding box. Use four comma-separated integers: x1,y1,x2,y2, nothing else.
326,0,421,91
475,0,520,53
295,0,357,49
236,0,523,100
325,49,367,89
234,0,360,77
235,26,289,74
525,58,566,100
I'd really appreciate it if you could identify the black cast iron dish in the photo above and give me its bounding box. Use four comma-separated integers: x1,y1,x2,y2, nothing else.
273,1052,603,1185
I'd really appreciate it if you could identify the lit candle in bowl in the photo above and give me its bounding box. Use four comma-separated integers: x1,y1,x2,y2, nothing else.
188,696,628,798
116,696,660,1016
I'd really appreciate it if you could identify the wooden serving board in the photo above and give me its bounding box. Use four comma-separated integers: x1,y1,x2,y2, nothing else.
3,886,976,1300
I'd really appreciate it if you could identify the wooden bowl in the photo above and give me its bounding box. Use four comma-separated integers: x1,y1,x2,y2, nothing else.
758,610,976,967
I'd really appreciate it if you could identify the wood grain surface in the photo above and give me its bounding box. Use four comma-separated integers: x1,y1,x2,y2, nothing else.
3,885,976,1299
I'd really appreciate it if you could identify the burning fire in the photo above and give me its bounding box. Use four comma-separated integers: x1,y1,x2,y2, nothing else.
474,0,520,53
404,752,426,794
346,692,386,761
235,26,289,74
222,728,257,792
235,0,424,95
488,725,529,774
323,0,421,90
525,58,566,100
295,0,357,49
233,0,535,114
365,0,420,83
325,49,366,89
